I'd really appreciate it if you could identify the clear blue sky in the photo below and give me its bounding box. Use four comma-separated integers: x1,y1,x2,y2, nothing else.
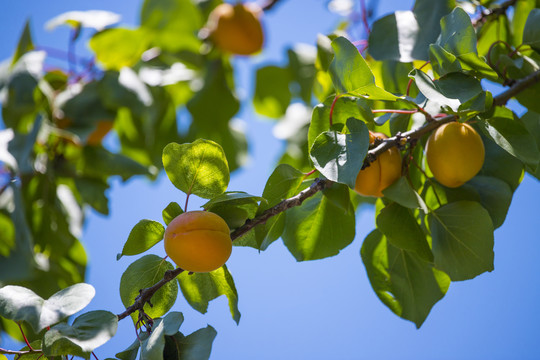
1,1,540,359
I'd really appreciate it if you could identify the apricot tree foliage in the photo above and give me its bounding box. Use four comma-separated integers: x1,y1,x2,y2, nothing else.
1,0,540,358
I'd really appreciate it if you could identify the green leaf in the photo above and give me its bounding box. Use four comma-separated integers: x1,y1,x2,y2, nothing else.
45,10,120,31
140,0,202,53
308,96,373,153
115,337,142,360
437,7,476,56
89,28,151,70
410,70,486,112
309,118,370,188
0,212,15,257
282,183,355,261
428,201,494,281
478,109,540,169
382,177,427,212
521,111,540,179
369,0,453,62
0,283,95,333
162,202,184,226
512,0,536,46
42,310,118,358
162,139,230,199
177,265,240,324
522,9,540,52
140,312,184,360
80,146,151,181
478,133,524,191
377,203,433,262
329,37,397,100
164,325,217,360
12,20,34,65
288,45,317,104
254,164,305,250
361,229,450,328
202,191,265,209
74,177,109,215
117,220,165,260
202,192,264,230
253,65,291,118
445,176,513,229
119,255,178,323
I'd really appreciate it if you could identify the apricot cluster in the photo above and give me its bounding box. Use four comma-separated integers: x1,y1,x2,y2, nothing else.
164,211,232,273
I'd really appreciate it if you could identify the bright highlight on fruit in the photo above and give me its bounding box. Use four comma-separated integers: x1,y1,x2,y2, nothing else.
425,121,485,188
164,211,232,273
207,2,264,56
354,131,402,197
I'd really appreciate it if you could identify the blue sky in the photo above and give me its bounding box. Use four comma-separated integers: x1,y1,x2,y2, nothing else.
1,1,540,359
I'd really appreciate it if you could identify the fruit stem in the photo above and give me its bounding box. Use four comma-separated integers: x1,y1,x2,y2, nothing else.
18,322,33,351
406,61,430,97
184,192,191,212
329,94,341,127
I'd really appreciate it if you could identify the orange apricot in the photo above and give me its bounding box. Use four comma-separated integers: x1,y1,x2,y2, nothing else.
164,211,232,273
354,132,402,197
207,3,264,56
425,121,485,188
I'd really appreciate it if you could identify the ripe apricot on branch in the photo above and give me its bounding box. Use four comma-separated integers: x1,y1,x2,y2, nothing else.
207,2,264,56
164,211,232,273
425,121,485,188
354,132,402,197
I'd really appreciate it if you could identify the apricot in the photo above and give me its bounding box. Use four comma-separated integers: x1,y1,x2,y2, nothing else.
164,211,232,273
87,120,114,145
425,121,485,188
354,132,402,197
207,2,264,56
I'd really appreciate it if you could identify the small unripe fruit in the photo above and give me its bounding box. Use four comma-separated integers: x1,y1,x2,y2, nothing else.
425,121,485,188
164,211,232,273
354,132,402,197
207,3,264,56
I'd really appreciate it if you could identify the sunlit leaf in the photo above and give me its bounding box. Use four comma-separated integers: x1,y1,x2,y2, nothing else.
163,139,230,199
42,310,118,358
282,183,355,261
162,202,184,226
140,312,184,360
177,265,240,324
119,255,178,323
253,65,291,118
117,220,165,260
0,283,95,332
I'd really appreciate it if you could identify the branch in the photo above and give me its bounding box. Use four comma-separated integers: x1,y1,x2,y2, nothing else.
117,267,184,321
116,66,540,325
0,347,41,355
367,68,540,162
472,0,517,27
230,178,330,240
261,0,281,11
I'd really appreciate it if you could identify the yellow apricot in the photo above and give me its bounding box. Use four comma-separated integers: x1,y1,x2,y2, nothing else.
425,121,485,188
354,132,402,197
164,211,232,273
207,3,264,56
87,120,114,145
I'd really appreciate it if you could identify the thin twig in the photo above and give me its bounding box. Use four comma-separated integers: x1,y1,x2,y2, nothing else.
261,0,281,11
472,0,517,27
0,347,41,355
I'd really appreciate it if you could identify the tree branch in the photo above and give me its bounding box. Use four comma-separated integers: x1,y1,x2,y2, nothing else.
472,0,517,27
261,0,281,11
0,347,41,355
116,66,540,325
230,178,330,241
366,68,540,162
